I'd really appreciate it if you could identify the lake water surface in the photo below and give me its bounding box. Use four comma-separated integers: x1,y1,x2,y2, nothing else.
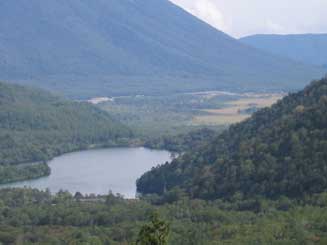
1,147,171,198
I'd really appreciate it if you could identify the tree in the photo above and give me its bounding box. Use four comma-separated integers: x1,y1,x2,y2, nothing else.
136,212,169,245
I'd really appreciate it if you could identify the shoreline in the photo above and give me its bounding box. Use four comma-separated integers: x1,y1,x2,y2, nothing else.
0,144,172,187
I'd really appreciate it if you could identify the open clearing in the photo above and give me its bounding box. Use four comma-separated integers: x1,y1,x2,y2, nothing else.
192,94,284,126
96,91,285,134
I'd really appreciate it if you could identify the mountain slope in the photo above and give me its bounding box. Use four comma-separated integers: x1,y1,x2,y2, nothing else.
240,34,327,67
0,0,324,98
0,81,131,166
137,77,327,200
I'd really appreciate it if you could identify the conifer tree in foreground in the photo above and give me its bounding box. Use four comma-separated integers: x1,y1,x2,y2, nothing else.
136,212,169,245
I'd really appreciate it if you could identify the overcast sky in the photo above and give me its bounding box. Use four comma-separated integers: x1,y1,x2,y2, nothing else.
170,0,327,38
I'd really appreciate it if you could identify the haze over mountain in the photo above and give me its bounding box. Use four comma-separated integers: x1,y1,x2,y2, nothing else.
240,34,327,68
0,0,324,98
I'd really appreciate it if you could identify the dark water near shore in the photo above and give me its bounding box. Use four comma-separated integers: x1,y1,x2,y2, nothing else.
1,147,171,198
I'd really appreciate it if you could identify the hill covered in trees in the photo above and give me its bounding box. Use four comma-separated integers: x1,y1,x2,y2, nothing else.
0,81,131,182
137,77,327,200
0,0,324,98
144,128,219,153
240,33,327,68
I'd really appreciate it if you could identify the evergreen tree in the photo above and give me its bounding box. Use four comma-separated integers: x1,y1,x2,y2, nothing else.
136,212,169,245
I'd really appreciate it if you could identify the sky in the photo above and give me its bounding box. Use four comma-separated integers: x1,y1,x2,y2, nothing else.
170,0,327,38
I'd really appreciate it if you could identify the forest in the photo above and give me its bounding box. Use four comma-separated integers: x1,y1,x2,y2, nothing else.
0,82,132,183
143,128,219,153
0,163,50,185
1,78,327,244
0,188,326,244
137,78,327,200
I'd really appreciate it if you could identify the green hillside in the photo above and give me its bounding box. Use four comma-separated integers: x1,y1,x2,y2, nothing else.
0,0,324,98
0,81,131,183
137,77,327,200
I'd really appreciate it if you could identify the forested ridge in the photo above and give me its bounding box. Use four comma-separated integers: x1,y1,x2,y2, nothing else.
137,78,327,200
0,81,131,182
143,128,219,153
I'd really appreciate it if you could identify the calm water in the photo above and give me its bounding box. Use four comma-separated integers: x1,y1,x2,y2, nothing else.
1,147,171,198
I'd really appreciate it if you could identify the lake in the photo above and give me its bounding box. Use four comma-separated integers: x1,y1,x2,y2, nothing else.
1,147,171,198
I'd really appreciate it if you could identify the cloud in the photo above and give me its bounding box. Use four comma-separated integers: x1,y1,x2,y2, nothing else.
265,20,285,34
170,0,327,38
175,0,227,32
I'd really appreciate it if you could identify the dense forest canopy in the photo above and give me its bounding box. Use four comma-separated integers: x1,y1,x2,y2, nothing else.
0,188,326,244
143,128,219,153
137,78,327,200
0,81,131,166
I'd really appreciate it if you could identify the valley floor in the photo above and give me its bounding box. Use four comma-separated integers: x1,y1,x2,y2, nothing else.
97,91,284,137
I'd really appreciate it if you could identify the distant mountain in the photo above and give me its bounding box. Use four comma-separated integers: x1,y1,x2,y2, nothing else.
0,81,131,166
137,77,327,200
240,34,327,68
0,0,324,98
